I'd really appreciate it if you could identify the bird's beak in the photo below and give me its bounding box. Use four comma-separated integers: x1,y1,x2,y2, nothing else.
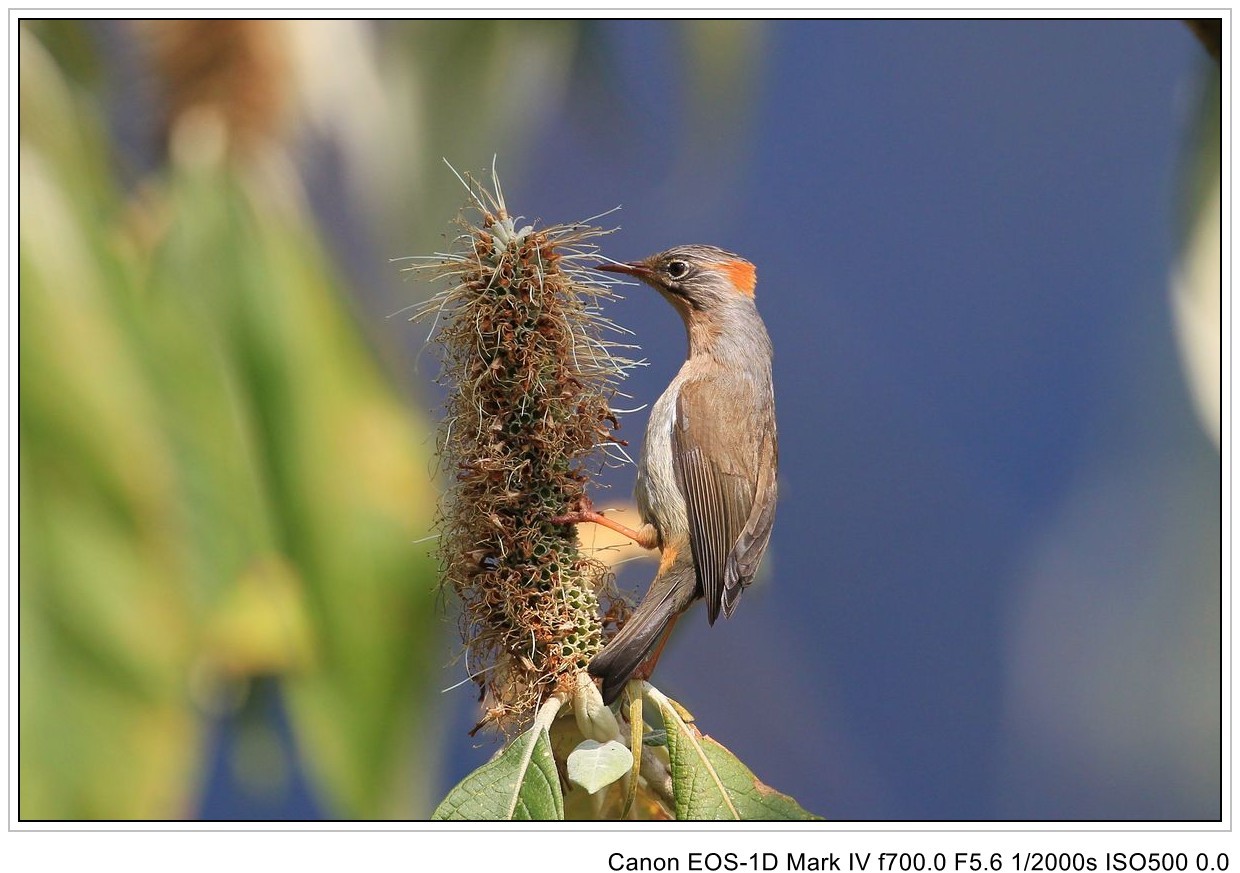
595,261,654,281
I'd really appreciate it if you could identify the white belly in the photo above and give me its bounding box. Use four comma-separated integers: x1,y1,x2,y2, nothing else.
635,380,688,541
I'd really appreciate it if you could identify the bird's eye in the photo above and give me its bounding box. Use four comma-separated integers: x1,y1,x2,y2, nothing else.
666,260,690,280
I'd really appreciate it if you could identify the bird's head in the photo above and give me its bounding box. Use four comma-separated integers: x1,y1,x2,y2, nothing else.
597,245,757,316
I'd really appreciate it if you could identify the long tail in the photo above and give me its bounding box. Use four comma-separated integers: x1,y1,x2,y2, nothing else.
588,563,696,705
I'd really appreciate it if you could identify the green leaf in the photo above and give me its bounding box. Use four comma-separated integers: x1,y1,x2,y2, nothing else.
566,739,633,795
652,690,820,821
433,723,564,820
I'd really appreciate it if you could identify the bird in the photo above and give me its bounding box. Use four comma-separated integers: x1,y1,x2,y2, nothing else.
552,245,778,705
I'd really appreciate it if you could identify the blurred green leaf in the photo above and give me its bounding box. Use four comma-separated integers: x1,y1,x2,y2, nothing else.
1170,65,1221,448
24,20,102,86
19,30,203,819
138,154,444,818
20,21,443,820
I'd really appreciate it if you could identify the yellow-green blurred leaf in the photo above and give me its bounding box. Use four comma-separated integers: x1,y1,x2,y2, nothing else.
21,21,444,821
142,157,442,818
20,29,203,819
203,556,316,677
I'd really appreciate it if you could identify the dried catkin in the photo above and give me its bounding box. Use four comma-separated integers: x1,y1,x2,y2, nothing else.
412,168,637,732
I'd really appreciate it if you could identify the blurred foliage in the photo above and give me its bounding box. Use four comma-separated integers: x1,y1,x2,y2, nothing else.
1170,61,1221,448
19,22,440,819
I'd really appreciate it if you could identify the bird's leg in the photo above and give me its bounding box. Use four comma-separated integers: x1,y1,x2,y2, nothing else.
554,510,659,549
551,497,660,550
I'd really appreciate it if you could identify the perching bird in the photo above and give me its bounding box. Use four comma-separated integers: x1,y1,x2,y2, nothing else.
553,245,778,705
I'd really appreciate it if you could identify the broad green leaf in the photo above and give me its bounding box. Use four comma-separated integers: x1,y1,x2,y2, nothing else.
433,724,564,820
567,740,633,795
653,691,820,821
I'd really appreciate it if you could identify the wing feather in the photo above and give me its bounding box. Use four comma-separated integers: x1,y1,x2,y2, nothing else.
672,377,778,624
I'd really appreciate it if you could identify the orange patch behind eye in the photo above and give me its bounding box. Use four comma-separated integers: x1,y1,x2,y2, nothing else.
723,260,757,297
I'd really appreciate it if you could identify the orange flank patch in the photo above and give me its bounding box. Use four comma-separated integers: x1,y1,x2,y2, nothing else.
723,259,757,297
658,543,680,573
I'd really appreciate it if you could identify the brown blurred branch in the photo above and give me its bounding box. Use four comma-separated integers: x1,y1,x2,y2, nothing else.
1185,19,1221,62
143,20,292,159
